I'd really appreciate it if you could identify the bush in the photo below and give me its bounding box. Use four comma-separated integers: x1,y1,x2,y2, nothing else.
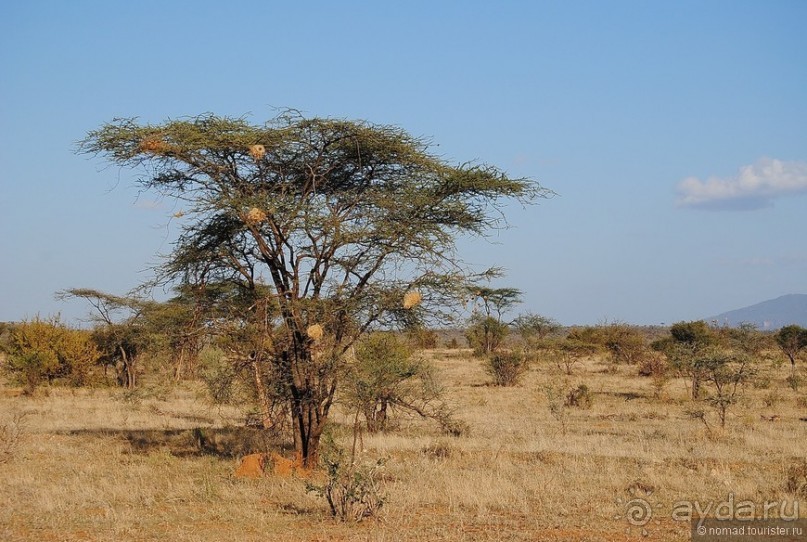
407,327,438,350
0,410,27,464
199,346,240,404
565,384,593,409
306,440,385,522
347,333,443,432
4,316,100,393
785,460,807,498
485,351,528,386
786,374,802,392
466,315,509,356
761,391,780,408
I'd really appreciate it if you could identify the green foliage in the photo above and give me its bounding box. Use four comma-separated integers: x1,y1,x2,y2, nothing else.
695,350,755,428
567,322,648,367
539,338,598,375
347,333,442,432
513,313,561,342
199,346,241,405
485,351,529,386
653,320,717,399
4,316,100,392
468,286,523,320
776,325,807,371
466,314,509,356
406,327,439,350
669,320,714,346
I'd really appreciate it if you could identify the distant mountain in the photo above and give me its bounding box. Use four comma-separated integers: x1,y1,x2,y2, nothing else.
707,294,807,330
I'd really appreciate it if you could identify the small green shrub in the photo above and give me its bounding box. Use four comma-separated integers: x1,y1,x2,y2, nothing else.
485,351,529,386
306,441,385,522
4,316,100,393
786,374,802,392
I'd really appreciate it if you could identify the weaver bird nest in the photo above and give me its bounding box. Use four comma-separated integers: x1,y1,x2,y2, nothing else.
248,144,266,160
403,290,422,309
306,324,324,341
245,207,267,224
139,136,171,154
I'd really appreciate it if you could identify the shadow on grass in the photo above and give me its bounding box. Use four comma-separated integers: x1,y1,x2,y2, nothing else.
60,426,289,458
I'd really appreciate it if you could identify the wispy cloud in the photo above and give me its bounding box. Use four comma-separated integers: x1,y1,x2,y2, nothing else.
676,158,807,210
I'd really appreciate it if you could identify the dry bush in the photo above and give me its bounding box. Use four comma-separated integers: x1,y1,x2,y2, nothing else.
565,383,593,409
305,441,385,522
0,410,27,464
485,351,528,386
761,391,780,408
785,459,807,498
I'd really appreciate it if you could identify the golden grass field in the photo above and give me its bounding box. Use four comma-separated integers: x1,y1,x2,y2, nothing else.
1,350,805,541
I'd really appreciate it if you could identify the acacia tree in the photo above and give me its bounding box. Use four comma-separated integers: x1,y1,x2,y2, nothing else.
465,285,522,355
653,320,715,399
58,289,151,389
776,325,807,375
81,113,548,466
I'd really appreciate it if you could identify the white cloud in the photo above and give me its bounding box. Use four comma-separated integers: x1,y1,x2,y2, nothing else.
676,158,807,210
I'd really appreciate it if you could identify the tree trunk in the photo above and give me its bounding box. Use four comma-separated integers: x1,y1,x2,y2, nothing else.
292,400,326,469
691,373,701,400
252,359,275,429
118,347,135,389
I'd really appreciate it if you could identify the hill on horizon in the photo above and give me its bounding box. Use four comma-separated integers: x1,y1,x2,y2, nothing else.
707,294,807,330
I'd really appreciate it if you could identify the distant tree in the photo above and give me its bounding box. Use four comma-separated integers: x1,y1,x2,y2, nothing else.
653,320,716,399
465,314,510,356
567,322,647,367
465,285,522,356
58,289,153,389
690,349,755,429
600,323,647,366
469,286,523,322
485,351,529,386
406,326,439,350
513,313,561,343
80,112,548,467
540,338,598,375
776,325,807,374
719,322,772,359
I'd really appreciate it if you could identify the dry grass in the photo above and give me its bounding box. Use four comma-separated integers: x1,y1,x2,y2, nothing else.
1,352,805,541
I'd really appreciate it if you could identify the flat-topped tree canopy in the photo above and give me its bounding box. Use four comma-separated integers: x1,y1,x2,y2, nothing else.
80,111,551,466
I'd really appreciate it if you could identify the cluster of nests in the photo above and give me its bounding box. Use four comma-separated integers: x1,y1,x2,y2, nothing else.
305,291,422,342
138,136,424,338
138,137,267,162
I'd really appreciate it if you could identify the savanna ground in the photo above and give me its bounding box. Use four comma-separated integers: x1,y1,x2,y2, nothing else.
1,350,805,542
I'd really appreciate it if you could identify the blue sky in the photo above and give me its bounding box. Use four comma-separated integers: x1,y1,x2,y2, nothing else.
1,0,805,326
